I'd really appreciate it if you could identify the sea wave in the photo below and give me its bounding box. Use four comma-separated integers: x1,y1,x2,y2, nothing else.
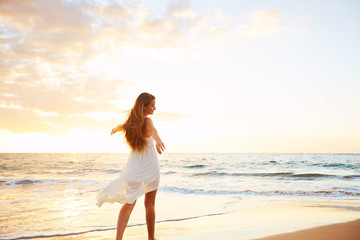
0,178,97,188
342,175,360,179
191,171,339,178
184,164,206,168
311,162,360,169
159,186,360,197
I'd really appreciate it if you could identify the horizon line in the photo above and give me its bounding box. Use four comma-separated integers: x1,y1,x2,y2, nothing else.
1,152,359,154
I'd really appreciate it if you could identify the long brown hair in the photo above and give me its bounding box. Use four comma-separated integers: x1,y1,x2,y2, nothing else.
119,92,155,151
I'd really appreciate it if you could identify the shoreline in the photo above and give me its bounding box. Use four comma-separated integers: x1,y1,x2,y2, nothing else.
14,219,360,240
22,199,360,240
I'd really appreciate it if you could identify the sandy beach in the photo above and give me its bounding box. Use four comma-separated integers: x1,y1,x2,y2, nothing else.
255,219,360,240
28,200,359,240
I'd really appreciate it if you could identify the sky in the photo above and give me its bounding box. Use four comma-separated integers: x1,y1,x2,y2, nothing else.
0,0,359,153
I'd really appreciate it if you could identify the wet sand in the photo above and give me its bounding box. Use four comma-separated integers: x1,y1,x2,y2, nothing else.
29,200,360,240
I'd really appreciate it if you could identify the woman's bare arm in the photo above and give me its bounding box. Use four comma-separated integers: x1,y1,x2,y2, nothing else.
145,118,165,154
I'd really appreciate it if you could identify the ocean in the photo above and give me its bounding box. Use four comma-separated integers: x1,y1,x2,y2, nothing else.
0,153,359,239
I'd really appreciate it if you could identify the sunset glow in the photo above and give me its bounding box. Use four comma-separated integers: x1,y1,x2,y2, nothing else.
0,0,359,153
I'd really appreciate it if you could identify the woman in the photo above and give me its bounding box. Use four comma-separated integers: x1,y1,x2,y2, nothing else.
97,92,165,240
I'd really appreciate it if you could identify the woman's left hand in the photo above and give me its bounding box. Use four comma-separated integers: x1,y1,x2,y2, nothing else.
156,141,165,154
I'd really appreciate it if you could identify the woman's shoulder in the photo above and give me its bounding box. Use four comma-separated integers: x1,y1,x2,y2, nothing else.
144,117,155,129
144,117,153,124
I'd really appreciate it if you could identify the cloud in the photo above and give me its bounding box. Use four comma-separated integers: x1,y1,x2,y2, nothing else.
153,112,190,122
0,0,95,61
0,1,304,135
0,0,130,134
239,10,306,38
321,100,329,105
0,75,128,133
120,1,228,48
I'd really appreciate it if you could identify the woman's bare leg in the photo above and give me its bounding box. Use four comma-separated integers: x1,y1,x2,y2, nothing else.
116,201,136,240
144,190,157,240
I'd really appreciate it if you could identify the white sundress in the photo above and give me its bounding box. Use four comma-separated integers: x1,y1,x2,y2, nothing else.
96,137,160,207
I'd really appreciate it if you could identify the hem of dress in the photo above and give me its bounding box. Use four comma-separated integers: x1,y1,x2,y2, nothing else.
96,184,159,208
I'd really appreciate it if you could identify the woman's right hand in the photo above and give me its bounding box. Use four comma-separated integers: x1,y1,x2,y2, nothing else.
111,125,122,135
111,127,117,135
